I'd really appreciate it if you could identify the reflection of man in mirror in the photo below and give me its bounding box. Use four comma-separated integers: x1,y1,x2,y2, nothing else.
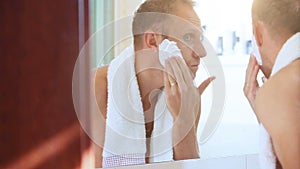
244,0,300,168
93,0,215,168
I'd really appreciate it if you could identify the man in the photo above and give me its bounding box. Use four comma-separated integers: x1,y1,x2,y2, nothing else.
93,0,214,167
244,0,300,168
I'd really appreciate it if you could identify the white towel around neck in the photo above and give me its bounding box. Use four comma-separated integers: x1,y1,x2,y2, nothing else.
102,45,173,167
259,32,300,169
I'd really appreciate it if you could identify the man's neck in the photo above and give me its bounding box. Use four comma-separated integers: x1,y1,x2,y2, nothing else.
136,68,164,94
134,48,165,100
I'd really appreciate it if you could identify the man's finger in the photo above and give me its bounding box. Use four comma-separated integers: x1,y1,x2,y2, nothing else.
245,55,256,84
245,55,253,82
165,59,177,87
262,76,268,83
198,76,216,95
174,57,194,87
249,65,259,86
163,71,171,91
168,57,186,90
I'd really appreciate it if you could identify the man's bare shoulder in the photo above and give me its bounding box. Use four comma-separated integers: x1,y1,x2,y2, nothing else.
256,59,300,169
257,59,300,104
268,59,300,97
94,65,109,117
256,59,300,132
95,65,108,81
91,66,109,167
278,58,300,81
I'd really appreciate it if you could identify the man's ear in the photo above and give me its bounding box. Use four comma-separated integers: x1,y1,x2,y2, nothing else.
253,20,264,47
144,31,161,48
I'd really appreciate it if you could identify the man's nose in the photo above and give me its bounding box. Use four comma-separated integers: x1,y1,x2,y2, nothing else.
192,39,207,58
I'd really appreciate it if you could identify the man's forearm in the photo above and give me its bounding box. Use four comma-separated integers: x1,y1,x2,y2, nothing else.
172,123,199,160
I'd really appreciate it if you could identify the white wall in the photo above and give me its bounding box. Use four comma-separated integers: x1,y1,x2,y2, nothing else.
114,0,144,55
194,0,260,158
195,0,253,56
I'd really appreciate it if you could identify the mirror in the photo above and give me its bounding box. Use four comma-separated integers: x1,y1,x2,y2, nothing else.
76,0,261,168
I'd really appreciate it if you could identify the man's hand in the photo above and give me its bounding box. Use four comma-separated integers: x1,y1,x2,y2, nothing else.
163,57,214,124
244,55,260,112
163,57,214,160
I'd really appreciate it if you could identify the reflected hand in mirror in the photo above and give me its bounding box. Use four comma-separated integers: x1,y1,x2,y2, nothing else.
164,57,214,160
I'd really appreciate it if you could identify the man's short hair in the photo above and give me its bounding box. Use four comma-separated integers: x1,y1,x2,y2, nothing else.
132,0,195,45
252,0,300,37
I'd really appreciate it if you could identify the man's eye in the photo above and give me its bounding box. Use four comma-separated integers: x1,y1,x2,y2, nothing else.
183,33,194,42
